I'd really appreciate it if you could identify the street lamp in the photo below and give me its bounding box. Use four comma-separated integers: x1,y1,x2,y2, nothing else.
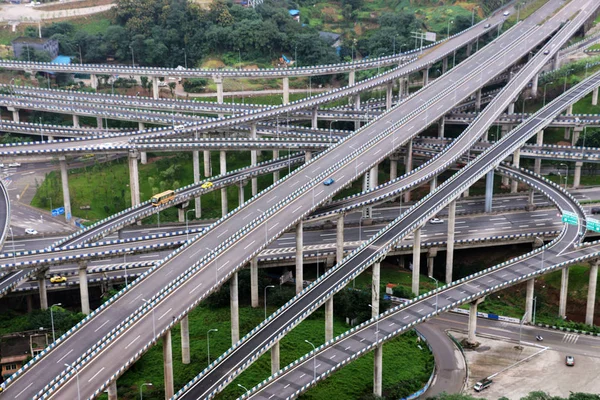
264,285,275,320
8,227,15,264
305,339,316,381
522,96,532,119
447,19,454,39
207,328,218,365
50,302,62,342
141,298,156,338
560,163,569,189
206,247,219,284
304,175,316,207
64,363,81,400
428,276,438,313
564,69,572,92
129,45,135,67
140,382,152,399
77,44,83,65
471,6,479,26
237,384,249,393
543,81,554,107
328,119,337,144
185,209,196,241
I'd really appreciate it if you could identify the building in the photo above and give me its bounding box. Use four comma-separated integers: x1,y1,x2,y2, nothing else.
318,31,343,48
11,37,59,60
1,330,48,378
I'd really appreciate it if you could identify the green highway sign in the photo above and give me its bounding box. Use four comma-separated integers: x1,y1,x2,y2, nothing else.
587,218,600,233
561,211,579,226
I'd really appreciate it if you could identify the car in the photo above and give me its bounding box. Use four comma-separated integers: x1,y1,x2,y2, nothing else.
201,181,214,189
565,356,575,366
323,178,335,186
8,162,20,167
543,49,550,55
25,228,38,235
429,218,444,224
536,335,543,341
592,207,600,214
484,23,491,28
50,276,67,284
503,11,510,16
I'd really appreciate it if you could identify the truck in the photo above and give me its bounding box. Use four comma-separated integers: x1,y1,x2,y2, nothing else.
473,378,493,392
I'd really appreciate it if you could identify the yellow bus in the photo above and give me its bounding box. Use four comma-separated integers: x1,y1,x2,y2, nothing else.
151,190,176,206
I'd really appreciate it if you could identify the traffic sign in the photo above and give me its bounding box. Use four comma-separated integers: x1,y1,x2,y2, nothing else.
587,218,600,233
51,207,65,217
561,211,578,225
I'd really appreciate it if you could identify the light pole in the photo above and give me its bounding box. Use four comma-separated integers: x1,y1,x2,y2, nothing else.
447,19,454,39
237,384,249,394
129,45,135,67
207,247,219,284
304,175,316,206
522,96,532,118
207,328,218,365
140,382,152,399
185,209,196,241
50,302,62,342
429,275,438,313
328,119,337,144
543,81,554,107
368,304,380,342
471,6,479,26
264,285,275,319
533,296,537,325
141,298,156,338
77,44,83,65
64,363,81,400
560,163,569,189
305,339,316,381
564,69,572,92
348,144,359,179
8,227,15,264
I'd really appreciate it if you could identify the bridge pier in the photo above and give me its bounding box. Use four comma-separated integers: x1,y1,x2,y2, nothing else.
59,156,72,221
349,70,356,86
475,89,482,111
140,152,147,164
311,106,318,129
389,154,399,181
8,107,19,123
107,382,117,400
362,164,378,219
193,149,202,218
283,77,289,105
128,151,141,207
354,94,361,131
593,87,598,106
446,200,456,283
430,175,437,192
372,262,382,396
79,262,90,315
90,74,98,90
251,257,259,308
203,149,211,178
214,76,224,106
296,221,304,294
163,329,174,399
411,227,421,296
97,117,103,129
442,57,448,74
438,118,445,138
404,140,413,203
508,101,515,115
325,295,333,341
427,248,437,277
273,150,280,182
559,267,569,319
531,74,539,98
139,122,145,131
572,127,582,146
152,77,159,100
230,272,240,344
467,297,485,345
220,151,228,216
305,151,312,163
422,68,429,87
484,170,494,213
238,181,246,205
466,42,473,57
527,189,535,210
336,213,344,262
534,130,544,174
511,148,520,193
573,161,583,189
386,82,393,110
72,114,80,128
525,278,534,323
586,261,598,326
251,123,258,196
181,315,190,364
566,104,573,115
38,274,48,310
271,341,280,374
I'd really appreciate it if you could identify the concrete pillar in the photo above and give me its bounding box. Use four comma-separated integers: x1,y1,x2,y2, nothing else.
508,102,515,115
354,94,361,131
511,148,520,193
422,68,429,87
372,260,382,396
251,257,259,308
96,117,102,129
214,76,224,104
427,248,437,277
566,104,573,115
107,382,117,400
467,42,473,57
373,342,383,397
349,70,356,86
442,57,448,74
203,149,211,178
59,156,72,221
336,214,344,263
163,330,174,399
271,341,280,374
446,200,456,284
573,161,583,189
181,315,190,364
296,221,304,294
78,262,90,315
251,123,258,196
572,128,581,146
193,150,201,218
220,150,228,216
305,151,312,163
273,150,280,182
230,272,239,344
559,267,569,319
11,108,19,123
325,296,333,342
311,106,318,129
38,275,48,310
372,262,381,315
475,89,482,111
152,77,159,100
72,114,80,128
531,74,539,98
404,139,413,203
140,152,147,165
90,74,98,90
564,127,571,141
26,294,33,313
534,130,543,174
467,297,485,345
282,77,290,105
485,170,494,213
386,82,393,110
525,278,534,323
438,118,445,138
552,53,560,70
128,152,141,207
527,189,535,210
586,262,598,326
593,87,598,106
412,227,421,296
390,155,399,181
238,181,245,205
138,122,145,131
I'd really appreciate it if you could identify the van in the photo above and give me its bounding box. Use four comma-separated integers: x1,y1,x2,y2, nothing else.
474,378,493,392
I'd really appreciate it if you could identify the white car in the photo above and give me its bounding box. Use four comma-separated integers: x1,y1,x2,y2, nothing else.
503,11,510,16
429,218,444,224
8,162,20,167
25,228,38,235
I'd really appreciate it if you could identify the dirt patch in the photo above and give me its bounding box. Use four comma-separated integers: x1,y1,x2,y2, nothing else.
37,0,114,12
556,140,571,146
201,58,225,69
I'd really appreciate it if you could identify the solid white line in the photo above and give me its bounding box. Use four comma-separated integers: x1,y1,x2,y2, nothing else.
242,213,253,220
218,260,230,271
315,189,324,197
217,230,229,238
158,308,173,321
268,196,278,203
125,335,141,350
244,240,256,250
292,205,302,213
56,349,74,364
189,282,203,294
87,366,106,382
268,222,279,231
94,320,110,333
14,382,34,398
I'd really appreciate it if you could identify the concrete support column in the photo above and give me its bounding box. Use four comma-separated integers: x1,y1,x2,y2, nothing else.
251,123,258,196
427,248,437,277
475,89,482,111
107,382,117,400
572,128,581,146
446,200,456,284
349,70,356,86
138,122,145,131
467,297,485,345
203,149,211,178
273,150,280,182
525,278,534,323
78,262,90,315
373,343,383,397
573,161,583,189
534,130,543,174
90,74,98,90
128,152,141,207
238,181,245,205
527,189,535,210
214,76,224,104
38,275,48,310
559,267,569,319
59,156,72,221
412,227,421,296
586,262,598,326
296,221,304,294
325,296,333,342
564,127,571,141
336,214,344,263
438,118,445,138
251,257,259,308
230,272,239,344
404,139,413,203
508,101,515,115
430,175,437,192
566,104,573,115
140,152,147,165
385,82,393,110
220,150,228,216
531,74,539,98
372,262,381,315
152,77,159,99
72,114,80,128
311,106,318,129
442,57,448,74
163,330,174,399
485,170,494,213
96,117,102,129
422,68,429,87
10,108,19,123
354,94,361,131
593,87,598,106
390,155,399,181
181,315,190,364
305,151,312,163
193,150,201,218
511,148,521,193
372,261,382,396
271,341,280,374
282,77,290,105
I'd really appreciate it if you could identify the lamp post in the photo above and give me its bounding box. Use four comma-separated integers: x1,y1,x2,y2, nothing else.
8,227,15,264
305,339,316,381
560,163,569,189
140,382,152,399
429,275,439,313
237,384,249,394
543,81,554,107
264,285,275,320
447,19,454,39
368,304,380,342
471,6,479,26
348,144,359,179
185,209,196,241
328,119,337,144
50,302,62,342
207,328,218,365
522,96,532,119
129,45,135,67
564,69,572,92
77,44,83,65
533,296,537,325
64,363,81,400
141,298,156,338
304,175,316,207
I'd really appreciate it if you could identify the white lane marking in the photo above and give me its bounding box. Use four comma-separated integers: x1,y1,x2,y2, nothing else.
87,366,106,382
158,308,173,321
344,346,351,350
218,260,230,271
300,373,306,378
284,384,290,389
291,180,301,187
125,335,141,349
329,354,336,359
403,315,409,320
189,282,203,294
292,205,302,213
94,320,111,333
268,222,279,231
360,338,366,342
242,212,253,220
56,349,74,364
189,247,205,259
217,229,229,238
374,149,382,155
490,218,505,221
268,196,278,203
269,395,275,399
14,382,34,398
130,293,143,304
417,308,424,313
315,189,324,197
243,240,256,250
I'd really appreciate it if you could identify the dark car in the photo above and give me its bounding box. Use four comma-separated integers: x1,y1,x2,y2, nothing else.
323,178,335,186
591,207,600,214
